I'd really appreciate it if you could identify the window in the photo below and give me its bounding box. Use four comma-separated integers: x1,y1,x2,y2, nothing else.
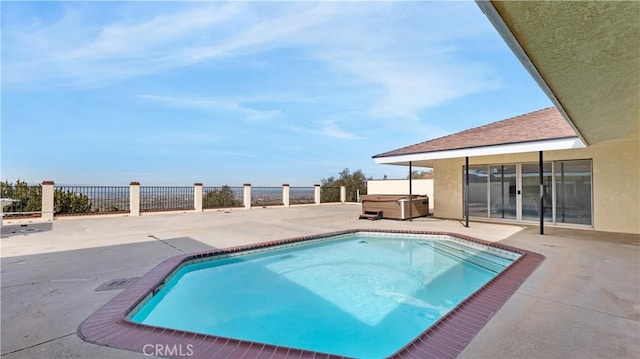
555,160,592,225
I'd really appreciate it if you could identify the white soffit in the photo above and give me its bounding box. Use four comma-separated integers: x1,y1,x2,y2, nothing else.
374,137,585,165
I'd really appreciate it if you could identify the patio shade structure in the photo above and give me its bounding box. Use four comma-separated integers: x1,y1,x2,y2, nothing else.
475,1,639,147
373,108,584,234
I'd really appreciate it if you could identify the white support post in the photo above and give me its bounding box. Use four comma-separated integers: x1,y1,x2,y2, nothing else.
282,184,290,207
130,182,140,216
41,181,55,221
314,184,321,205
244,184,252,209
340,186,346,203
194,183,203,212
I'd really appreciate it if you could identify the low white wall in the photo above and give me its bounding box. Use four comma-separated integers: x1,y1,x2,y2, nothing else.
367,179,434,209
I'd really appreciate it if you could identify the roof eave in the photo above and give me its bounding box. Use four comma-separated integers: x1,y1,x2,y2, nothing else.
474,0,589,145
374,137,585,165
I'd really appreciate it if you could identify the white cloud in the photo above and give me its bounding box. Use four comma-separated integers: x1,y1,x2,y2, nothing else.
139,94,280,122
135,132,228,146
301,3,503,121
4,1,502,122
325,52,501,120
77,5,241,59
2,2,244,87
291,120,360,140
186,3,338,62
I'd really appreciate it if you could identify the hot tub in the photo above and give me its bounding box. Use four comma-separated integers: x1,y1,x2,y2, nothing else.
360,194,429,220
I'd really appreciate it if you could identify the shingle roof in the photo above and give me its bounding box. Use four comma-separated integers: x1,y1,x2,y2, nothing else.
373,107,577,158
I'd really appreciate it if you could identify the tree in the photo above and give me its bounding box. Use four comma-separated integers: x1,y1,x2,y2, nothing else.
407,170,433,179
1,180,42,214
54,188,91,213
1,180,93,215
203,185,242,208
320,168,369,202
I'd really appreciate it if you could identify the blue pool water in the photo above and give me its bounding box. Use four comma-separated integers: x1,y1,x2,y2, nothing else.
130,233,520,358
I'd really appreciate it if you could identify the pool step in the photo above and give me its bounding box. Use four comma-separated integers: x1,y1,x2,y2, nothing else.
418,241,511,274
359,211,383,220
432,240,515,267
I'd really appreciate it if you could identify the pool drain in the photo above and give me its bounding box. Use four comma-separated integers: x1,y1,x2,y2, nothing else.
95,277,138,291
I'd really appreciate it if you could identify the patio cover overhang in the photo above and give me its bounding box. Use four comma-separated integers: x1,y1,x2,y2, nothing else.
373,136,584,167
373,137,582,233
372,108,585,233
475,1,640,146
372,107,584,167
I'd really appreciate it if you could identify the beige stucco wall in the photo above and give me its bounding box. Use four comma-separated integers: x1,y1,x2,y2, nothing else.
433,159,465,220
367,179,434,209
492,1,640,145
432,134,639,234
589,135,639,234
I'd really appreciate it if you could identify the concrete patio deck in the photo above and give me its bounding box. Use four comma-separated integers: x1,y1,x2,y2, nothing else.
1,204,639,358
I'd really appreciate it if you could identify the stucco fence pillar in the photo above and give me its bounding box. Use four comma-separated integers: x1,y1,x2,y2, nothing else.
243,184,252,209
194,183,203,212
282,184,290,207
129,182,140,216
41,181,55,221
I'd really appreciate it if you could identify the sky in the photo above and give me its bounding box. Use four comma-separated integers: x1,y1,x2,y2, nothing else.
1,1,552,186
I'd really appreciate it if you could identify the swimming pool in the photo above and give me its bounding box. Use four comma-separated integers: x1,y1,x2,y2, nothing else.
79,229,543,358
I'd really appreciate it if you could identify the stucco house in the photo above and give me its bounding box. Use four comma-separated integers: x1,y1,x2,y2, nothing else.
373,1,639,235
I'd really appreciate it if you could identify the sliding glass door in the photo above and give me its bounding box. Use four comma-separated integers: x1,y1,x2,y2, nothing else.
489,165,517,220
464,160,591,226
468,166,488,217
556,160,592,225
521,163,553,222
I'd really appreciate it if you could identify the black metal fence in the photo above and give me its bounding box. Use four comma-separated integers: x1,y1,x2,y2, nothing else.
203,186,244,209
140,186,194,212
2,183,341,218
320,186,341,203
251,187,283,207
1,183,42,218
289,187,315,205
54,186,130,216
346,186,366,202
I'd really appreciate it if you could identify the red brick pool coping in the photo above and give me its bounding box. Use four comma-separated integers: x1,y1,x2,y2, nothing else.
78,229,544,358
